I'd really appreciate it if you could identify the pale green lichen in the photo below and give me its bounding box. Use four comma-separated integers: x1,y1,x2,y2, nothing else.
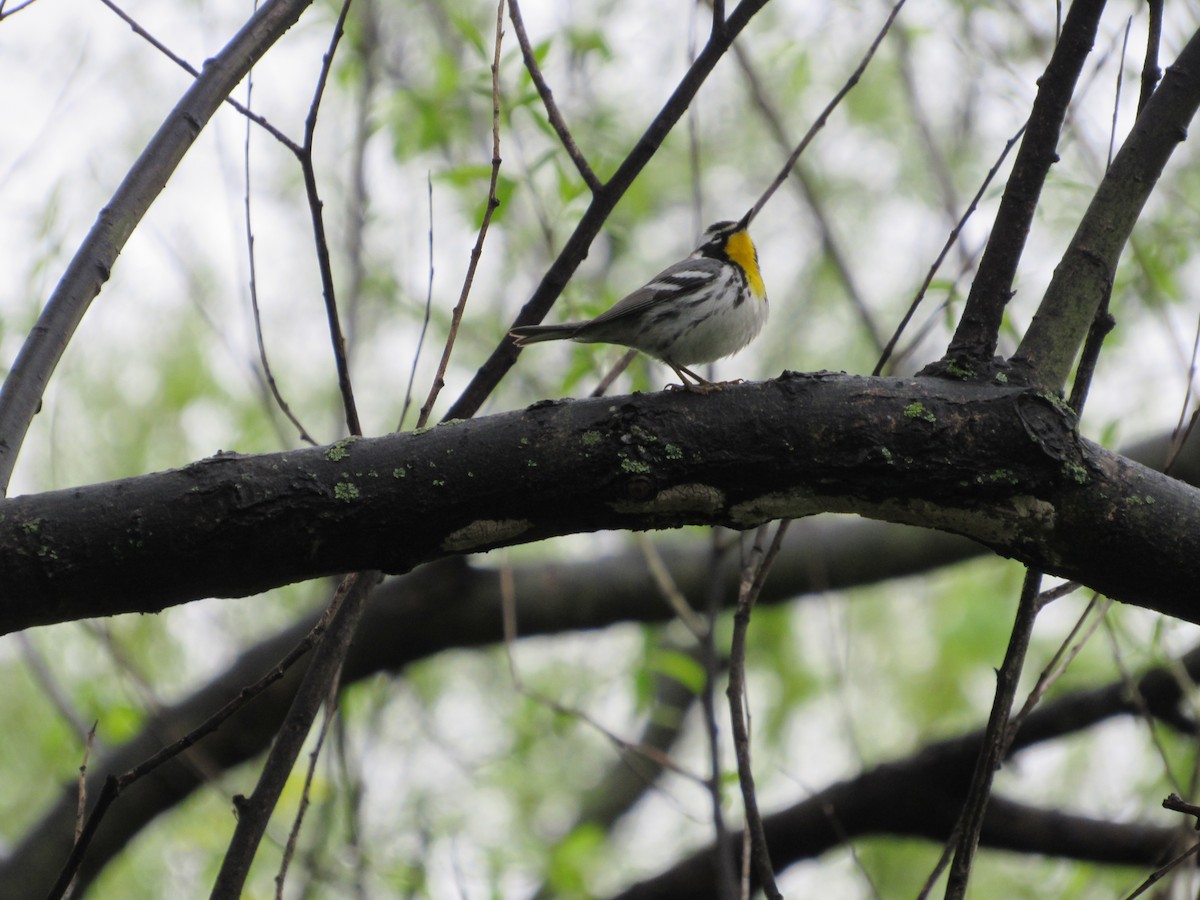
325,438,355,462
334,482,360,501
904,402,936,424
979,469,1019,485
946,360,975,380
1063,462,1088,484
628,425,658,443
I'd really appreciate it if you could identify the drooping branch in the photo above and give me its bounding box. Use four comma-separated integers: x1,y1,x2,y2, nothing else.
2,375,1198,633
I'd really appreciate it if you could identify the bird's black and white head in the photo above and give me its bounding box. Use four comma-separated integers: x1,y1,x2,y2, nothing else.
692,220,741,259
689,218,765,301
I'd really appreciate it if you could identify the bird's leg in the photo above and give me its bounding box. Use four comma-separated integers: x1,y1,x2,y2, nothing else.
666,363,721,393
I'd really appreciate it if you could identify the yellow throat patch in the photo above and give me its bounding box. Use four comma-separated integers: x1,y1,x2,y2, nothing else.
724,230,766,300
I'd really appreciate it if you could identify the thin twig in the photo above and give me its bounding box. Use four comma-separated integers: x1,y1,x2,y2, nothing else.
399,176,437,429
1066,297,1115,414
730,41,883,353
242,38,318,446
1121,833,1200,899
1164,307,1200,474
687,1,704,236
0,0,38,19
300,0,361,437
741,0,906,228
341,0,381,353
75,722,98,845
1162,793,1200,823
590,349,638,397
416,0,507,429
635,533,708,638
507,0,601,192
877,122,1026,376
1102,617,1187,796
275,676,342,899
96,0,298,150
726,520,791,899
500,576,708,788
18,633,93,739
1008,590,1107,739
944,569,1043,899
702,532,738,900
711,0,725,33
209,570,379,899
1109,18,1134,169
1139,0,1163,115
44,598,341,900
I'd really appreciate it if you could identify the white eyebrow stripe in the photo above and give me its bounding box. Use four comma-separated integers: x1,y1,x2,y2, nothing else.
663,269,715,280
644,271,717,292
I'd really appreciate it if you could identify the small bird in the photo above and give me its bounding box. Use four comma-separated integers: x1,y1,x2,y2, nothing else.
509,219,768,390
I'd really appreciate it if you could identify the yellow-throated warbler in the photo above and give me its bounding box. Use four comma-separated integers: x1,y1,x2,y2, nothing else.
509,219,767,390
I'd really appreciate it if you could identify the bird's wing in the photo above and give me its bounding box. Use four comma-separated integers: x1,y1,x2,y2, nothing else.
584,257,724,326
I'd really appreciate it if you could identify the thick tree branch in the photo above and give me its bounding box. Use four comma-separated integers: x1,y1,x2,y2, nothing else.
1012,25,1200,389
10,556,1195,898
2,375,1199,633
0,0,317,492
612,785,1174,899
612,642,1200,899
940,0,1107,366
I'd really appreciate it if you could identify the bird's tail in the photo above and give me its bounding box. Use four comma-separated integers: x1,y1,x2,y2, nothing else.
509,323,581,346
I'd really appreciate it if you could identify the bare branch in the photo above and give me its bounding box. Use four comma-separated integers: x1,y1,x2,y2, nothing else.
508,0,601,192
209,570,378,898
243,54,318,446
726,522,790,899
881,122,1026,376
1013,25,1200,390
97,0,299,151
943,0,1108,367
0,0,318,493
416,0,507,429
944,570,1043,897
300,0,361,436
1139,0,1164,115
742,0,906,228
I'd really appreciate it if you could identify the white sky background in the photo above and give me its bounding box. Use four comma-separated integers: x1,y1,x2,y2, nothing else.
3,1,1200,897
